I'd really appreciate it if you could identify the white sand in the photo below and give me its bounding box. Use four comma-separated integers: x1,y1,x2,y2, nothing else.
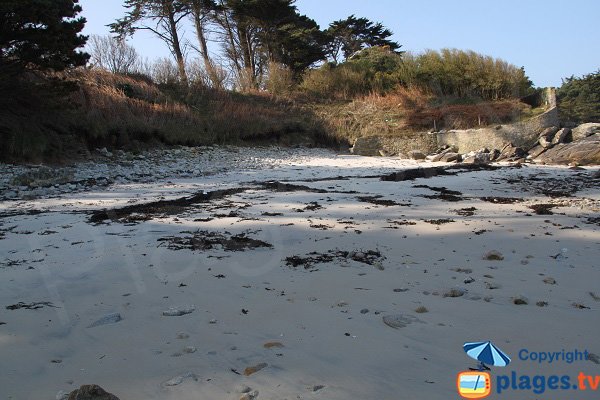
0,149,599,399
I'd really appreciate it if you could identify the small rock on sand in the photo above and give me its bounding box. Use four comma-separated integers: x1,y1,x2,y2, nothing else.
244,362,268,376
483,250,504,261
512,296,528,305
164,372,198,386
162,306,195,316
239,390,259,400
87,313,122,328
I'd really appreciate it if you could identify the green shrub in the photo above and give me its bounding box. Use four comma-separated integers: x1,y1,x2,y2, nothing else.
557,70,600,123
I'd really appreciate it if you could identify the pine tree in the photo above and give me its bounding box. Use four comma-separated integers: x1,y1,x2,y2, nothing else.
326,15,400,63
0,0,88,74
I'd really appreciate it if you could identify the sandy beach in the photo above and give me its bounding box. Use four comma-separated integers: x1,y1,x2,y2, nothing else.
1,147,598,400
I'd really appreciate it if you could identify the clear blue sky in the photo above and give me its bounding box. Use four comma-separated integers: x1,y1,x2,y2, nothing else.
79,0,599,87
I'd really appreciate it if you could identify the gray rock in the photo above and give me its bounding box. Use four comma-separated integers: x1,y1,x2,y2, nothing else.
440,152,461,162
239,390,259,400
483,250,504,261
552,128,571,144
67,384,120,400
572,123,600,141
164,372,198,386
536,134,600,165
527,144,548,159
408,150,427,160
538,126,559,148
162,305,195,316
87,313,122,328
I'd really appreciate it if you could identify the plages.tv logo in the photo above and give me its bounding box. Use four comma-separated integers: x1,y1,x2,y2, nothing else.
457,341,511,399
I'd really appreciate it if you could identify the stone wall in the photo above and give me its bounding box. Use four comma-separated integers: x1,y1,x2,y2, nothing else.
351,88,559,156
351,132,437,156
437,106,559,153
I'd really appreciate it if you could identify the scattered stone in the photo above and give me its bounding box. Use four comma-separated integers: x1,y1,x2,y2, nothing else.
483,250,504,261
176,332,190,339
243,362,268,376
572,303,590,309
442,288,466,298
162,306,195,317
512,296,528,305
485,282,501,290
312,385,325,392
415,306,429,313
393,288,409,293
382,314,422,329
239,390,259,400
360,308,369,314
66,384,120,400
87,313,122,328
236,385,252,394
536,301,548,307
164,372,198,386
543,277,557,285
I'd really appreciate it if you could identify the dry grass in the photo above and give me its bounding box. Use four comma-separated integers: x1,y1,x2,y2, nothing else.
310,86,530,144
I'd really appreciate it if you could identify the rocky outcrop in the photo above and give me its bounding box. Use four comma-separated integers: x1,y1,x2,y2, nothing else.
572,123,600,141
535,134,600,165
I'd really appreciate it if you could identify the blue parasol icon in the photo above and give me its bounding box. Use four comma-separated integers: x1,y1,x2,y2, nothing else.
463,341,511,370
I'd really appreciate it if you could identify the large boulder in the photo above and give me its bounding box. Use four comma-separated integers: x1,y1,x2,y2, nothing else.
538,126,560,148
497,143,527,161
551,128,571,144
440,152,461,162
535,134,600,165
67,385,120,400
572,123,600,141
408,150,427,160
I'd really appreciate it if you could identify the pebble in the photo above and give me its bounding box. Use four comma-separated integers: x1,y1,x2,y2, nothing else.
239,390,259,400
87,312,122,328
243,362,268,376
162,305,195,316
483,250,504,261
164,372,198,386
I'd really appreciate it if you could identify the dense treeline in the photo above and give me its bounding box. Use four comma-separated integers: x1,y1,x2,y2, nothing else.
557,71,600,123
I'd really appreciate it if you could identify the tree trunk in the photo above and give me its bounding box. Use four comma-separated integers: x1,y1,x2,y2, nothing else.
191,4,219,87
166,4,188,85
